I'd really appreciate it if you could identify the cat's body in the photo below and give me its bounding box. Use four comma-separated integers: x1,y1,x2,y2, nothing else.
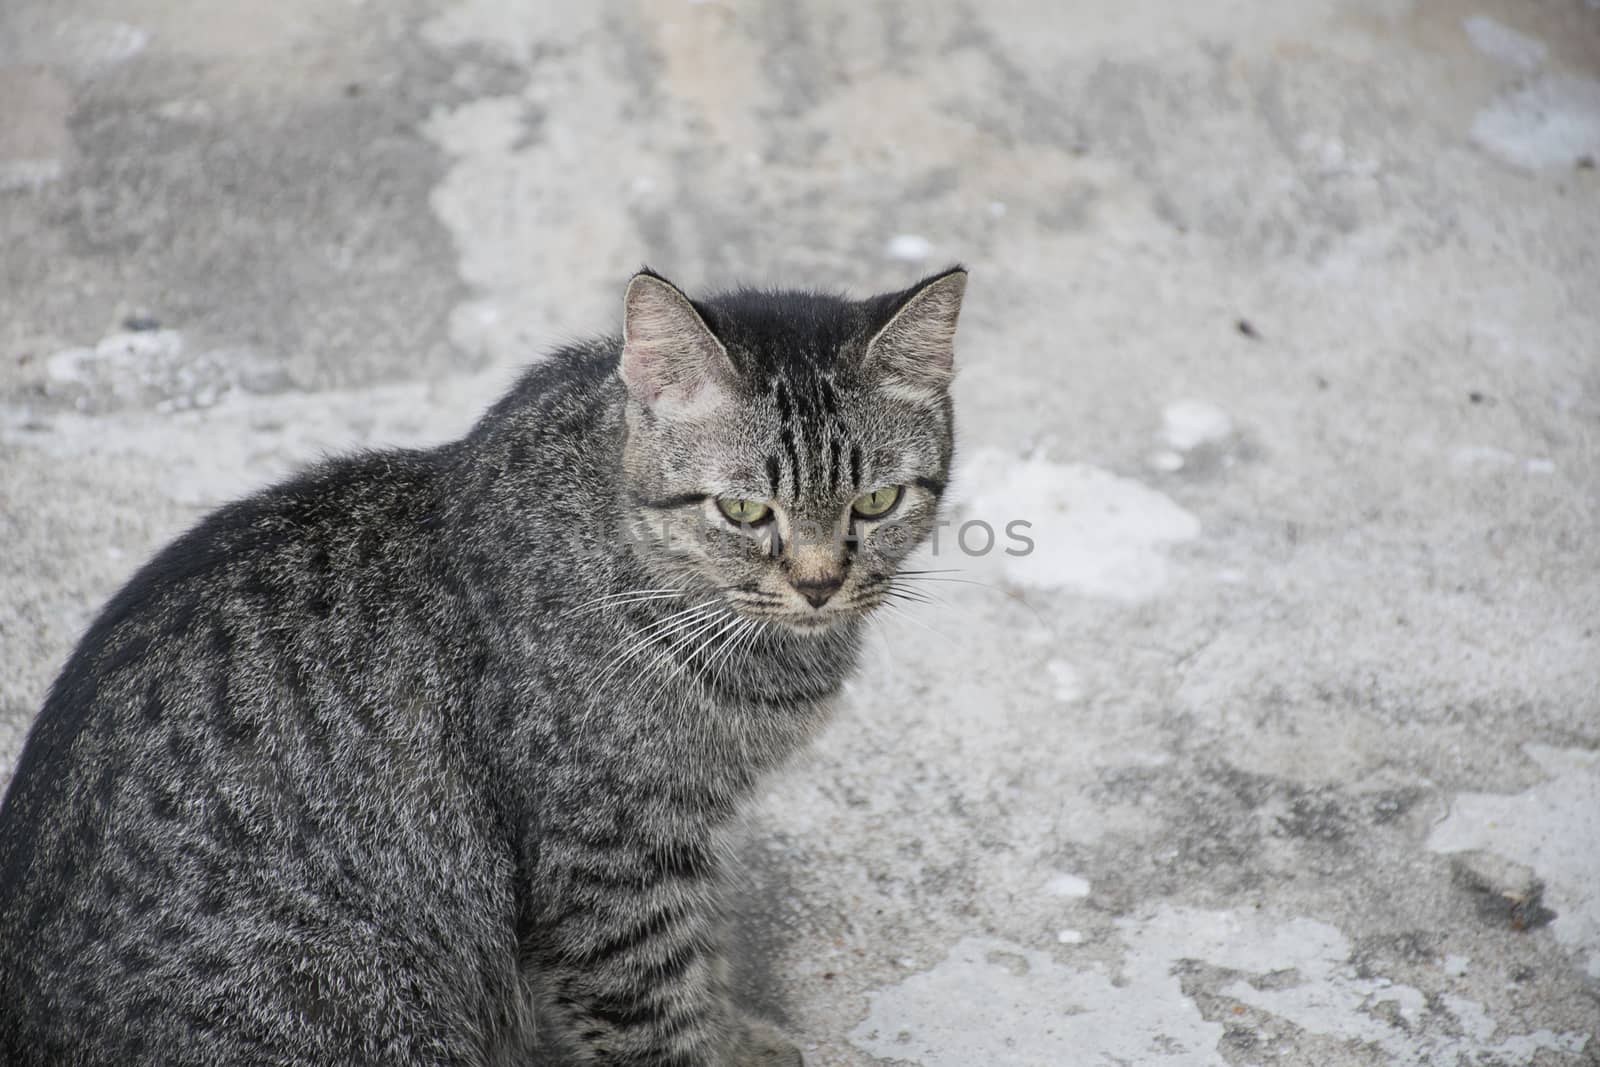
0,268,965,1065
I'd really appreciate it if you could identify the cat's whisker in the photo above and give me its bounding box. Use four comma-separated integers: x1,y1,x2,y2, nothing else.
606,610,732,723
621,605,741,714
878,589,963,642
587,601,725,711
568,585,684,606
875,599,960,649
562,588,687,618
683,613,747,680
700,617,756,696
880,585,939,607
722,617,764,680
889,571,1051,628
892,575,997,591
603,602,720,665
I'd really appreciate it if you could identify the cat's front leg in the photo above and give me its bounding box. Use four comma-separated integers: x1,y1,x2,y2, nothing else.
539,880,798,1066
731,1013,805,1066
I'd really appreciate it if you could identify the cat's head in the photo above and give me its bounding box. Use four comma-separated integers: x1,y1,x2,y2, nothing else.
617,267,965,632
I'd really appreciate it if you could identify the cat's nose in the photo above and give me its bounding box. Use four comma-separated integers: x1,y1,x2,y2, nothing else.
791,575,843,609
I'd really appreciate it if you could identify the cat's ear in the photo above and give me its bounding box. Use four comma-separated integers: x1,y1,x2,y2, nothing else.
862,267,967,404
620,270,735,417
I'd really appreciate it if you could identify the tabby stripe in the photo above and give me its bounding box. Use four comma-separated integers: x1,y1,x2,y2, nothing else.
571,903,686,966
779,427,803,495
637,938,702,986
819,376,839,416
587,990,700,1032
765,456,781,497
913,475,946,494
773,380,792,423
849,444,863,490
827,439,841,494
648,841,716,881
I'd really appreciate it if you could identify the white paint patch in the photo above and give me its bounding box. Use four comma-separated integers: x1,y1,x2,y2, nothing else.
1450,444,1518,468
1044,873,1090,898
47,330,187,384
850,911,1589,1066
957,448,1200,600
0,159,64,191
1161,399,1233,452
1146,448,1185,472
155,99,216,124
1463,16,1548,71
850,935,1218,1066
1471,75,1600,170
885,234,934,261
0,18,150,69
1045,660,1082,703
1428,744,1600,978
1055,929,1083,944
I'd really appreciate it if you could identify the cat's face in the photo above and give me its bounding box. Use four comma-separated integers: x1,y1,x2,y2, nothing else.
618,269,965,632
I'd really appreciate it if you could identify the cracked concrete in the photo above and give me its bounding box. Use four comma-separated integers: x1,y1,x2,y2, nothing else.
3,0,1598,1063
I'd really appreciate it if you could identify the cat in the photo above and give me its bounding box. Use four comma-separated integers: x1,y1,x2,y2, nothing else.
0,265,966,1065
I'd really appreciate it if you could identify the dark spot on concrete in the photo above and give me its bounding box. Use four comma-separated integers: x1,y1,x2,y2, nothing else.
1275,795,1350,843
1369,788,1424,825
1452,863,1557,933
1370,998,1411,1030
1220,1026,1258,1052
1246,967,1301,991
1468,390,1488,404
1354,930,1440,968
122,315,161,332
1236,318,1260,340
1577,155,1595,170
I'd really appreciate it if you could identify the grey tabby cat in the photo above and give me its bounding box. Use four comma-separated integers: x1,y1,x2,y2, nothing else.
0,266,966,1065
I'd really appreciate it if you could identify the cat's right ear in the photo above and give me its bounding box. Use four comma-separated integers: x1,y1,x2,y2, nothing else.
620,270,734,418
862,267,967,405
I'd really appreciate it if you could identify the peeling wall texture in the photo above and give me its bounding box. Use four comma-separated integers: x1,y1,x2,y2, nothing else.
2,0,1597,1063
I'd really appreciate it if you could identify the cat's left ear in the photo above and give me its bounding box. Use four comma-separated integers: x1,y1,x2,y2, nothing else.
863,267,967,403
620,269,735,418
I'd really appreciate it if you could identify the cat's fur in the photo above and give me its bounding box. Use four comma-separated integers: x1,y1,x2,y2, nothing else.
0,266,966,1065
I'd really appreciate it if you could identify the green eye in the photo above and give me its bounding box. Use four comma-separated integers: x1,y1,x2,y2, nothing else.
717,497,772,525
852,486,903,519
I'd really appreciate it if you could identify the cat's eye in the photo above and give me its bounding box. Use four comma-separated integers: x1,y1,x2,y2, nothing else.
851,486,903,519
717,497,772,525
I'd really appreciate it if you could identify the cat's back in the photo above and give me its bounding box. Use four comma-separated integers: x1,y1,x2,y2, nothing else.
0,338,624,901
0,342,623,1060
1,446,446,864
0,445,513,1061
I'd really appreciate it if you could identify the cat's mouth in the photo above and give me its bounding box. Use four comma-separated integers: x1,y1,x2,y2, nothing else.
737,597,875,634
722,585,870,632
780,613,841,632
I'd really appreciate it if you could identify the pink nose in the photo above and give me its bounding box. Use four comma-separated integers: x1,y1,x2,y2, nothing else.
791,576,843,608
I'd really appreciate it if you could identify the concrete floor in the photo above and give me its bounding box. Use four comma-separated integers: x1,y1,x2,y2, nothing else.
3,0,1598,1062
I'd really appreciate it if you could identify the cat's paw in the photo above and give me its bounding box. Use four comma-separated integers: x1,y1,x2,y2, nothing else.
734,1015,804,1067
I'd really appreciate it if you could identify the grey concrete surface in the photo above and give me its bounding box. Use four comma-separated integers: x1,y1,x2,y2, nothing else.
3,0,1599,1062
